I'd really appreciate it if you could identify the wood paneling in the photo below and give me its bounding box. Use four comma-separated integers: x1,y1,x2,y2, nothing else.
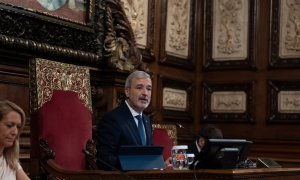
0,56,31,171
0,0,300,175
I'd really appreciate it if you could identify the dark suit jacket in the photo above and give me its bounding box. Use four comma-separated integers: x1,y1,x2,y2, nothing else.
187,141,200,158
96,101,152,170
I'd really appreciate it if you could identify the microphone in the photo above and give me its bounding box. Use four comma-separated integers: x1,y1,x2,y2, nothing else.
176,123,199,138
82,149,136,180
175,123,183,128
175,123,203,173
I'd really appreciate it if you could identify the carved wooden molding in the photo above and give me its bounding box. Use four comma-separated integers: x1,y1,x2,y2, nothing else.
39,139,55,161
203,0,257,70
0,0,103,66
102,0,149,72
202,81,255,123
268,80,300,123
0,34,99,64
269,0,300,68
121,0,155,62
158,74,193,122
159,0,196,69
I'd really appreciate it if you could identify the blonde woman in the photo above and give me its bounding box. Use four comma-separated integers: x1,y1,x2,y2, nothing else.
0,100,30,180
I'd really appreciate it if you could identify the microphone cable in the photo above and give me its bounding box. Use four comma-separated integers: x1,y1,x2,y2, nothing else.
193,160,199,180
82,149,136,180
176,123,200,180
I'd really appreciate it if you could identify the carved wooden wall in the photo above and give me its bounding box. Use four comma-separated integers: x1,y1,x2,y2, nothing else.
1,0,300,175
196,0,300,163
149,0,300,163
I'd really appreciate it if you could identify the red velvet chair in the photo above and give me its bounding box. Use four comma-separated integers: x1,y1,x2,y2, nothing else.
37,90,92,170
152,124,177,160
29,58,100,179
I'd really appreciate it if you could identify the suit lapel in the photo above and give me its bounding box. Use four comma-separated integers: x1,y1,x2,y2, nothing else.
129,115,143,144
121,102,152,145
121,102,144,145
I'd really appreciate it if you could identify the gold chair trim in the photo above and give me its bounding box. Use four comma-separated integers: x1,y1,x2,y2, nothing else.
30,58,92,112
152,123,177,145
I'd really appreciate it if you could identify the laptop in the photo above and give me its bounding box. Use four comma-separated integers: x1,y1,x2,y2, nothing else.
118,145,165,171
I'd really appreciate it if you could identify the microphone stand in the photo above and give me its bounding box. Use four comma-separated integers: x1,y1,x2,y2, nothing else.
193,160,199,180
176,123,199,138
175,123,202,180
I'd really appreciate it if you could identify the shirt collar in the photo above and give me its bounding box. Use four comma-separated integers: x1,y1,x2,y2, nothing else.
125,100,143,117
195,140,201,152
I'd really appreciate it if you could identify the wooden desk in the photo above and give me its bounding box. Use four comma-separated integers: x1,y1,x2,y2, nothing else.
36,164,300,180
99,167,300,180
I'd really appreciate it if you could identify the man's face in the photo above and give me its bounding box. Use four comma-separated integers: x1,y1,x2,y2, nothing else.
198,137,206,148
125,77,152,114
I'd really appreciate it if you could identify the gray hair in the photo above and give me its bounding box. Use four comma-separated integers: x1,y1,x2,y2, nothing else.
125,71,151,88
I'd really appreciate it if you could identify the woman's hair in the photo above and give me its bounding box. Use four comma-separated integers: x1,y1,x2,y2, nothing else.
0,100,26,170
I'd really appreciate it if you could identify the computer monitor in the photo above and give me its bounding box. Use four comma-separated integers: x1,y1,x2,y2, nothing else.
193,138,252,169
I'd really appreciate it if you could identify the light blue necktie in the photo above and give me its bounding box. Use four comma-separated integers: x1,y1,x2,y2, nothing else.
135,115,146,145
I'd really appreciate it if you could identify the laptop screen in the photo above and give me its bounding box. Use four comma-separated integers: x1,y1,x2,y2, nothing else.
118,145,165,171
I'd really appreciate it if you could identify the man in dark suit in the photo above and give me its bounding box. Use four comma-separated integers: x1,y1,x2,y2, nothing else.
96,70,152,170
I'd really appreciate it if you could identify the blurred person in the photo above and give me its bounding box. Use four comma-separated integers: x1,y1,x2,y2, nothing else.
187,124,223,169
187,124,223,157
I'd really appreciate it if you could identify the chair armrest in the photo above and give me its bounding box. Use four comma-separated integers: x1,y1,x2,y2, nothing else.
83,139,98,170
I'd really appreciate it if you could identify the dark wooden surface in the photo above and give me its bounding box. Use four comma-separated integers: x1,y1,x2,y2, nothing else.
30,167,300,180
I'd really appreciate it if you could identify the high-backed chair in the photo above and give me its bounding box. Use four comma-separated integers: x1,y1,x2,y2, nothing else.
30,58,101,179
152,124,177,160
